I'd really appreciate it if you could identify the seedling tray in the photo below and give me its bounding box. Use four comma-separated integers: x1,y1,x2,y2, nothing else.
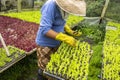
43,71,65,80
25,48,36,55
44,41,92,80
0,16,39,53
0,52,26,73
101,23,120,80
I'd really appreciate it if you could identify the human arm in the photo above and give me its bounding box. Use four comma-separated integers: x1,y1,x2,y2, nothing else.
45,29,77,47
45,29,58,39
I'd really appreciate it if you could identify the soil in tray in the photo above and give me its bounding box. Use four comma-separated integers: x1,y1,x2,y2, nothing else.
0,46,25,68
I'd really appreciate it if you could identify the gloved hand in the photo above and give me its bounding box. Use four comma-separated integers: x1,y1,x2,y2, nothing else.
64,25,82,36
56,32,77,47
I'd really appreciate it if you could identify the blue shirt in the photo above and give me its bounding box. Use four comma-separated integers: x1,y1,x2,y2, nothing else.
36,0,66,48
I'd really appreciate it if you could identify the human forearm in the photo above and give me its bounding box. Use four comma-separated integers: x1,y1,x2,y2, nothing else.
45,29,58,39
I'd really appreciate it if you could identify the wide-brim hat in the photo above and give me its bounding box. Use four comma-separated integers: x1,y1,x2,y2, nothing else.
55,0,86,16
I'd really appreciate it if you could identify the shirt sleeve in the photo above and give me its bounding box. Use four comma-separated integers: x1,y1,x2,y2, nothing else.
40,1,55,35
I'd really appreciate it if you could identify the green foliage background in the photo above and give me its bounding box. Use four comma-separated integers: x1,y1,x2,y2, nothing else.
86,0,120,22
86,0,105,17
105,0,120,22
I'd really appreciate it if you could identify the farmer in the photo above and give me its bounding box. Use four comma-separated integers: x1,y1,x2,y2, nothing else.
35,0,86,79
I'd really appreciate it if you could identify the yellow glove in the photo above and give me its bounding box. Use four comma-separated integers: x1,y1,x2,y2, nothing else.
56,32,77,47
64,25,82,36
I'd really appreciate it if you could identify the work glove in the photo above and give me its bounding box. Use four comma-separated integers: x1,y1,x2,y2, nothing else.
64,25,82,37
56,32,77,47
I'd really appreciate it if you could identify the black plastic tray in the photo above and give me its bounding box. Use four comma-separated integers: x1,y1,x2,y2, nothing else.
43,71,65,80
